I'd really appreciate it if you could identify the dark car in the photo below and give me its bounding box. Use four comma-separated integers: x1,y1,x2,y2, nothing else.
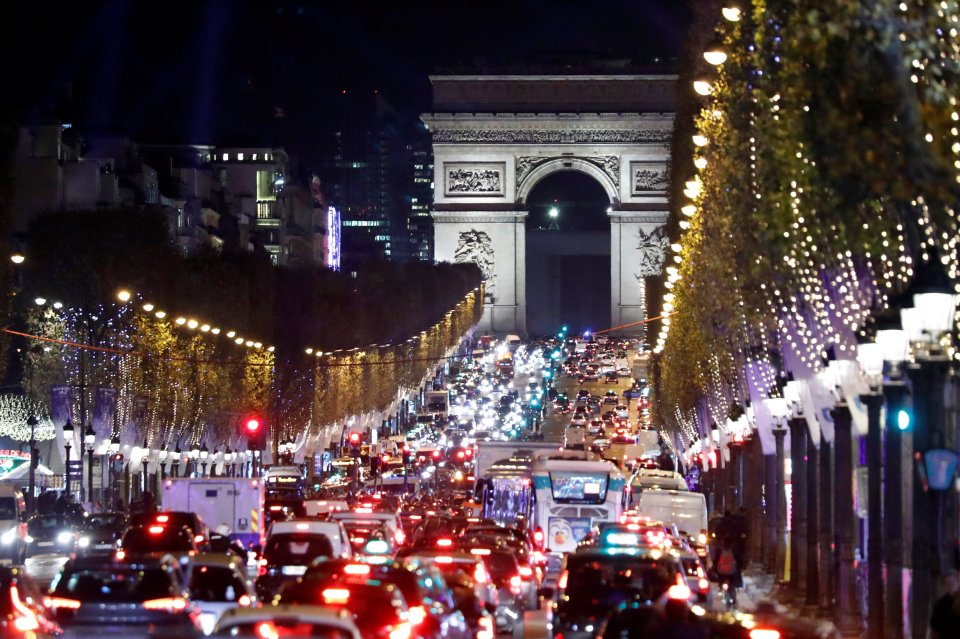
255,532,334,600
79,512,127,555
553,550,683,639
44,556,200,638
283,559,471,639
25,515,80,559
0,566,60,638
130,511,208,547
118,524,198,560
279,578,410,639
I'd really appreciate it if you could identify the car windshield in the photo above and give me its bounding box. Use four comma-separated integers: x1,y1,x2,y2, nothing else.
85,514,125,530
481,552,519,578
28,517,72,537
189,565,247,602
264,534,333,565
121,526,194,553
563,555,674,608
216,621,353,638
0,498,17,520
53,567,178,602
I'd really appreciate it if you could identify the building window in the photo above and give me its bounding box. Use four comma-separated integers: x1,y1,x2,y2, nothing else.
264,153,271,161
256,171,277,201
222,153,229,161
237,152,245,161
252,153,258,161
257,201,274,219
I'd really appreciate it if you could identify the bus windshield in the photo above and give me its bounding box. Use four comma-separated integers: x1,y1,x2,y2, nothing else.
549,472,608,504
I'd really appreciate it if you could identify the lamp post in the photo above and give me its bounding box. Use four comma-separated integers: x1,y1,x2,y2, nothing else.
63,420,74,500
189,445,199,477
172,445,181,478
880,320,911,639
84,424,95,507
904,291,957,639
108,435,120,510
766,397,791,583
27,416,38,516
857,341,885,639
199,444,209,477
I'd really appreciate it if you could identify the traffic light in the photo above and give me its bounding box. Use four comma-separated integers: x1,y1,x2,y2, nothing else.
245,417,267,450
897,408,911,431
402,444,412,465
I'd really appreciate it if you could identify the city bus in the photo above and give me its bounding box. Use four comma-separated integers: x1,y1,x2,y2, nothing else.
530,453,626,553
479,457,535,526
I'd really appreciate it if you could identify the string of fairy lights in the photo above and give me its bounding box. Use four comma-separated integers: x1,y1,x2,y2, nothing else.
655,0,960,437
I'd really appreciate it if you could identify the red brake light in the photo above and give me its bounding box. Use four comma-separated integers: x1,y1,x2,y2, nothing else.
258,558,268,576
142,597,188,611
518,565,533,578
456,451,465,459
434,556,454,564
558,570,568,590
148,525,165,534
407,604,427,626
749,631,781,639
509,575,522,594
470,548,491,556
473,563,488,584
322,588,351,605
11,586,38,632
238,594,252,606
355,507,373,514
436,538,454,547
155,515,170,523
43,596,81,610
256,622,277,639
343,563,371,575
388,622,412,639
194,534,204,544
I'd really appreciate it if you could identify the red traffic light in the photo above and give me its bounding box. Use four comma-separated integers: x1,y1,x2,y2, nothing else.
349,432,361,445
245,418,261,433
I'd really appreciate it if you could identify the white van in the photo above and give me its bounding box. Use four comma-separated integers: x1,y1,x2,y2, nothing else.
634,489,708,534
267,520,353,559
631,469,689,492
0,484,26,563
505,335,522,352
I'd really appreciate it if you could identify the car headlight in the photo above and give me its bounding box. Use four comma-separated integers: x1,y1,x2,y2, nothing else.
57,531,74,544
77,536,90,548
24,535,33,544
0,529,17,545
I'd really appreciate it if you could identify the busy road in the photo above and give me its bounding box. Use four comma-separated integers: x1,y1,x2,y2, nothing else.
0,333,835,639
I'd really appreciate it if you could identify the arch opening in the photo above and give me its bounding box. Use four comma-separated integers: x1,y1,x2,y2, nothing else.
525,170,611,336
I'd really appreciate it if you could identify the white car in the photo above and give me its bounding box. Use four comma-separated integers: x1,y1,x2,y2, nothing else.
189,553,257,635
212,604,361,639
268,520,353,559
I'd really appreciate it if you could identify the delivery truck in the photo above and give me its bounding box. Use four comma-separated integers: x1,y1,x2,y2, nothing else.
161,477,265,547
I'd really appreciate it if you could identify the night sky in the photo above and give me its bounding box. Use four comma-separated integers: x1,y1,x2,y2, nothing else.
12,0,692,167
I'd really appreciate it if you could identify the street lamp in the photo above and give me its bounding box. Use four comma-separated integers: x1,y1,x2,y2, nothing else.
172,445,182,478
27,416,38,515
199,444,209,476
224,447,233,477
158,449,168,482
62,420,74,500
9,253,24,265
84,423,95,506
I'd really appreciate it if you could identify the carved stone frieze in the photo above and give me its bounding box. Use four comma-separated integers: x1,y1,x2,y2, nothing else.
515,155,620,191
432,129,671,145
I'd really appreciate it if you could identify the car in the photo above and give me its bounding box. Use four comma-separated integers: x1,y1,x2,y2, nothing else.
443,566,496,639
131,511,209,547
255,530,335,600
24,515,80,560
615,404,630,419
0,566,60,638
551,548,685,639
118,524,199,561
188,553,256,635
78,512,127,556
603,390,619,405
286,559,471,639
604,371,618,383
402,552,499,620
0,486,27,564
267,520,353,559
278,575,412,639
212,604,361,639
44,556,201,638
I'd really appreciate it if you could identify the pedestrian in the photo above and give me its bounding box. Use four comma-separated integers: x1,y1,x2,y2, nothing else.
931,550,960,639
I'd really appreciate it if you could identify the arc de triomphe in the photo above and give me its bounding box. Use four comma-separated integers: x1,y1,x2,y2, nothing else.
422,74,676,336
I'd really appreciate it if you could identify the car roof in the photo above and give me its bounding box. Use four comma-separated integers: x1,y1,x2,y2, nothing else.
215,604,359,633
192,552,246,570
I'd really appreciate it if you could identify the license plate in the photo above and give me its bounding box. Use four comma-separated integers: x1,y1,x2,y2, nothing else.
95,544,113,550
37,542,53,547
281,565,306,576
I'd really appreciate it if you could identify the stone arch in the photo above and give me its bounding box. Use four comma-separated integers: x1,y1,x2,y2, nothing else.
515,157,619,206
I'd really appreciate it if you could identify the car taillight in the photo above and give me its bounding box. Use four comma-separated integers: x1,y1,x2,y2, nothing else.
436,538,454,547
473,563,488,584
698,578,709,591
344,563,371,575
749,631,781,639
407,605,427,626
518,565,533,579
11,586,38,632
258,558,269,576
238,594,252,606
388,621,412,639
43,596,81,611
142,597,188,612
557,570,568,590
115,550,126,560
194,535,205,544
477,616,494,639
509,575,522,594
321,588,351,605
395,530,406,545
